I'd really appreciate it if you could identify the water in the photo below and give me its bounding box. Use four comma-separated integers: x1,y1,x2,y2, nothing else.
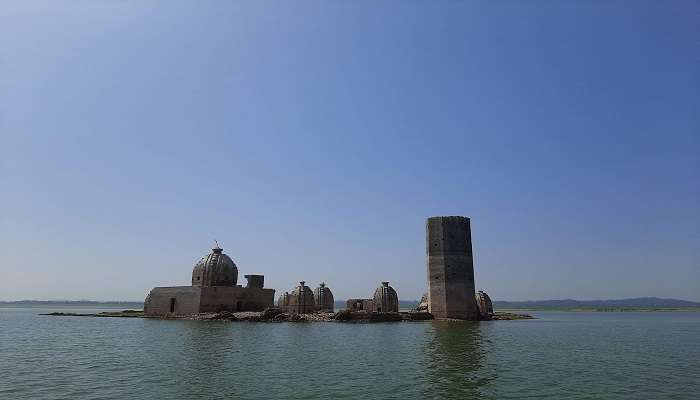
1,308,699,399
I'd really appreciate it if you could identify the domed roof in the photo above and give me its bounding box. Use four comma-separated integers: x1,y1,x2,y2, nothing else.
314,282,334,312
373,281,399,312
286,281,316,314
192,245,238,287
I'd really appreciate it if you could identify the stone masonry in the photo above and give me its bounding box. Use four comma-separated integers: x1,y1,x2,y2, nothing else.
426,216,479,320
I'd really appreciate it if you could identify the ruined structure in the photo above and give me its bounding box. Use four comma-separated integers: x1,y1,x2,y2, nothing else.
139,216,495,321
314,282,334,312
144,245,275,316
346,298,374,312
277,292,290,309
344,282,399,312
476,290,494,317
415,293,429,312
283,281,316,314
426,216,480,320
373,281,399,312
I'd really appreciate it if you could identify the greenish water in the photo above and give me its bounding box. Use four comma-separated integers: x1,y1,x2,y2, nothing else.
1,308,698,399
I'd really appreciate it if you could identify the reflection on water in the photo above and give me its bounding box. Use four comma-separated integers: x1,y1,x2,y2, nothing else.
423,321,492,399
1,309,699,399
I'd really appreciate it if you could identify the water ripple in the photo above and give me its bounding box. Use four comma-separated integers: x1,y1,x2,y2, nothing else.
1,309,699,399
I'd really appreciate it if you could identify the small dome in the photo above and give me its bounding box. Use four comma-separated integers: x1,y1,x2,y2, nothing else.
373,281,399,312
286,281,316,314
314,282,334,312
192,245,238,287
476,290,493,315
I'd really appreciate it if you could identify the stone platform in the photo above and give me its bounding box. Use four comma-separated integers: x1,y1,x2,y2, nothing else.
42,309,534,322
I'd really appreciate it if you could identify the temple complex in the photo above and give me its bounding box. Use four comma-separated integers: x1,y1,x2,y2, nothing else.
142,215,500,321
144,245,275,316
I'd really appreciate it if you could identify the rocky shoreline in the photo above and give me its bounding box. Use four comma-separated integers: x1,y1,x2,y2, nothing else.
42,308,534,322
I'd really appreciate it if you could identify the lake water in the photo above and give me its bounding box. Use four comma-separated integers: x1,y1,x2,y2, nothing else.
1,308,699,399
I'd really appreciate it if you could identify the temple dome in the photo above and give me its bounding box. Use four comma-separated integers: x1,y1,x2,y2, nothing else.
192,245,238,287
286,281,316,314
314,282,334,312
373,281,399,312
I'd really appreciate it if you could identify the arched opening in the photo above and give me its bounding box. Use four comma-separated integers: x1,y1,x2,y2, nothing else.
169,298,176,313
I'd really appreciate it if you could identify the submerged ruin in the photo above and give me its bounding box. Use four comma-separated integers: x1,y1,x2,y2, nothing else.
140,216,528,321
144,245,275,316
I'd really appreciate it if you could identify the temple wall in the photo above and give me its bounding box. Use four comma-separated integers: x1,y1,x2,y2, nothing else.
199,286,275,312
144,287,201,316
144,286,274,316
346,298,375,312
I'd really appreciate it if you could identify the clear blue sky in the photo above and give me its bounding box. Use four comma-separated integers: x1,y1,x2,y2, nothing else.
1,1,698,302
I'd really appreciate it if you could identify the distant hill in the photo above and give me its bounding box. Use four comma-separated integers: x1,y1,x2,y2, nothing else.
493,297,700,310
3,297,698,311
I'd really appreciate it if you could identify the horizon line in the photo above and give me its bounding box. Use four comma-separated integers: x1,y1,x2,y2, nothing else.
2,296,700,304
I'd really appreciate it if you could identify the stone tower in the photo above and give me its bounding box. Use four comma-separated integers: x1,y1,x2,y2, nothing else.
426,216,479,320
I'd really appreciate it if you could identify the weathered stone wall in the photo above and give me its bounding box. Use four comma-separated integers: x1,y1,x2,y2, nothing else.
346,298,375,312
426,216,479,320
244,274,265,289
144,286,274,316
199,286,275,313
144,287,201,316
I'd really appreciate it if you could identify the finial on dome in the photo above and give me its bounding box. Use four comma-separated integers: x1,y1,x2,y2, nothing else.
299,281,306,287
212,240,223,254
320,282,326,287
382,281,389,287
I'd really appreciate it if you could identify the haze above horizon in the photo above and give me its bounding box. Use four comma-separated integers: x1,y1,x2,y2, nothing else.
1,1,698,302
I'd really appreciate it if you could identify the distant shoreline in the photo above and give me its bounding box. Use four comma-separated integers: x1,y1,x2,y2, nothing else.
2,297,700,312
498,307,700,312
0,301,144,309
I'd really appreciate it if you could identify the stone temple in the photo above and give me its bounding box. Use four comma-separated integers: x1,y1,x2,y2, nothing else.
373,281,399,312
279,281,317,314
144,245,275,316
314,282,334,312
346,281,399,312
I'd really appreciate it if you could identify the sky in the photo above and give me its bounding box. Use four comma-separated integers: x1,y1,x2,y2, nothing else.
1,1,698,302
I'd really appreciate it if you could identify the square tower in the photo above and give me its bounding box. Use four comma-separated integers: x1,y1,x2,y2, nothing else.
426,216,479,320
